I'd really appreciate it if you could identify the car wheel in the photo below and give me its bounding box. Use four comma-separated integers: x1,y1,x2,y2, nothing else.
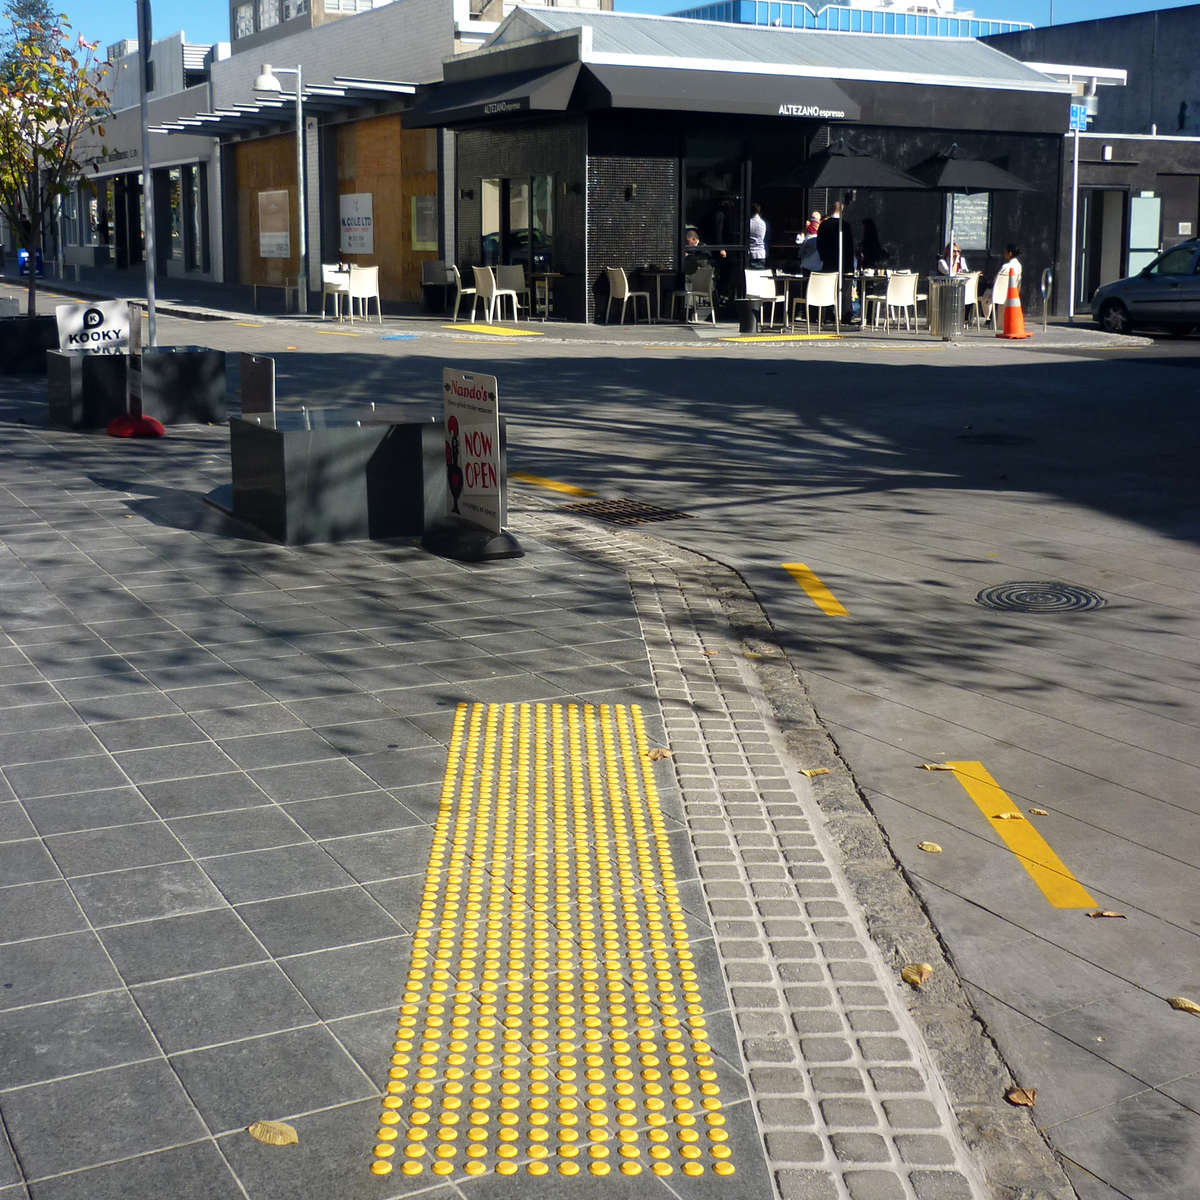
1098,299,1132,335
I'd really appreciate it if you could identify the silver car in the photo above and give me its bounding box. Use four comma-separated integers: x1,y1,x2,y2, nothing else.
1091,237,1200,335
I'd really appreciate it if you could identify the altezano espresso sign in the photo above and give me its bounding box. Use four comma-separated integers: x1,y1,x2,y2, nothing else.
55,300,133,355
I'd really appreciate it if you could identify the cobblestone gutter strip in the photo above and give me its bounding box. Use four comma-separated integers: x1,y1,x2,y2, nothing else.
512,503,1077,1200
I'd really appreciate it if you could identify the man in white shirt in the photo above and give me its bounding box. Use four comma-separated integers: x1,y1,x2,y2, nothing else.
748,203,768,269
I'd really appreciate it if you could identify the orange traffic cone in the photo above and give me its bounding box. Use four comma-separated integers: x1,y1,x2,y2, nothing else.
997,273,1031,340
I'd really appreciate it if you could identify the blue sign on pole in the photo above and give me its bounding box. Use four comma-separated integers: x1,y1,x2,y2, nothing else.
1069,103,1088,131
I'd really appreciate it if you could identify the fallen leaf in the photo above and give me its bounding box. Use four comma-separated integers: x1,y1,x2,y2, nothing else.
248,1119,299,1146
801,768,830,778
993,812,1025,821
743,651,764,660
1086,910,1127,919
919,763,956,771
1005,1087,1036,1108
286,345,297,350
702,648,720,657
647,748,673,761
917,841,943,853
901,963,933,988
1028,808,1049,816
1168,996,1200,1016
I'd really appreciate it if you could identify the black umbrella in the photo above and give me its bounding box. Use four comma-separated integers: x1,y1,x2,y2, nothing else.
908,144,1036,195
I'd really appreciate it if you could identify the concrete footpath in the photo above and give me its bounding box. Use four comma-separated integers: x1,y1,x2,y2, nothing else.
0,286,1082,1200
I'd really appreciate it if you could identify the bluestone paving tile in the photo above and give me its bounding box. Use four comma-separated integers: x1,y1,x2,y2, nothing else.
170,1025,375,1133
235,886,402,956
319,828,434,884
71,861,225,926
167,806,306,857
139,772,269,819
2,756,128,800
216,730,342,770
249,758,376,802
112,742,237,784
278,934,410,1019
374,683,471,718
0,1059,208,1179
0,880,86,943
310,717,438,757
326,1009,396,1085
281,791,424,841
364,873,425,926
91,715,208,752
161,681,275,711
0,931,120,1010
68,693,179,724
0,727,102,767
0,841,57,886
0,683,58,707
348,745,450,791
282,693,393,727
0,1138,16,1189
23,1139,244,1200
43,822,186,877
203,843,356,904
188,703,305,739
0,991,159,1089
132,961,317,1053
20,786,156,836
0,703,81,734
97,907,266,985
51,673,156,702
0,802,35,842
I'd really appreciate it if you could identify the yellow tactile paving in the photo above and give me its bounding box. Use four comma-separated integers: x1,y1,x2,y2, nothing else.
370,701,732,1181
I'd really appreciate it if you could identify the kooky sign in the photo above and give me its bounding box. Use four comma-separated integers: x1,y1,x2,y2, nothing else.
442,367,502,535
55,300,132,355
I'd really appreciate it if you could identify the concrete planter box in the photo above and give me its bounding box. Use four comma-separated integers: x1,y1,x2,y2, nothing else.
139,346,226,424
0,315,59,375
47,351,129,429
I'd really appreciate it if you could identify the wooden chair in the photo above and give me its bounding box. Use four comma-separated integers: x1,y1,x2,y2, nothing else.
320,264,348,320
347,264,382,323
604,267,651,324
449,265,479,322
472,265,519,323
802,271,840,334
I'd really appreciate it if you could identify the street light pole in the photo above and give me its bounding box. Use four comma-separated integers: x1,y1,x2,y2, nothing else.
253,63,307,313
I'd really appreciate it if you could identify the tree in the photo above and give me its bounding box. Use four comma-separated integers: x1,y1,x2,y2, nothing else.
0,9,110,315
0,0,57,75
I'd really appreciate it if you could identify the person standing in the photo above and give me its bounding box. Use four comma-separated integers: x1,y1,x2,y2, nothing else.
817,201,855,320
806,210,821,236
748,202,768,269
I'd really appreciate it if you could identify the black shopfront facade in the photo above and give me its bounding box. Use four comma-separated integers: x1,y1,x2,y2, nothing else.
410,31,1071,322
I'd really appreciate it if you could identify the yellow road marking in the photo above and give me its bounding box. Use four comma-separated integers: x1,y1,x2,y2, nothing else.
316,329,361,338
720,333,839,343
782,563,848,616
234,321,264,327
371,702,733,1181
944,761,1095,909
510,472,596,498
443,324,543,338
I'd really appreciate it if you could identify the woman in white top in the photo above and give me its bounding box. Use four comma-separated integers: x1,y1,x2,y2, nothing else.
937,242,969,275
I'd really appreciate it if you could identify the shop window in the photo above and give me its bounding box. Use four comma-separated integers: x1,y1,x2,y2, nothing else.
481,178,501,266
168,167,184,261
684,138,744,249
478,176,554,272
283,0,308,17
234,2,253,37
258,0,280,30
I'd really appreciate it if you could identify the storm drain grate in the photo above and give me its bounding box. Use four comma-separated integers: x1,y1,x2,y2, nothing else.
561,497,693,526
976,581,1106,614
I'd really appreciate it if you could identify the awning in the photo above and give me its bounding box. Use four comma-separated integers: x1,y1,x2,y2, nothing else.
404,63,582,128
577,64,862,122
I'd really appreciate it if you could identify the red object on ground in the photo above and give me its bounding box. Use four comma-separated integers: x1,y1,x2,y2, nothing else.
106,414,166,438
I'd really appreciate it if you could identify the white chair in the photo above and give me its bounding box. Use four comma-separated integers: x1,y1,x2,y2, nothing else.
449,264,479,322
802,271,840,334
347,264,381,323
604,267,651,324
865,271,919,333
962,271,984,330
320,263,348,320
496,265,530,318
744,269,786,328
472,265,519,323
989,267,1019,330
671,265,716,324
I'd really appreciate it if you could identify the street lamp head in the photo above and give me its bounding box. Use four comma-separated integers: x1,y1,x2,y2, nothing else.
253,64,283,92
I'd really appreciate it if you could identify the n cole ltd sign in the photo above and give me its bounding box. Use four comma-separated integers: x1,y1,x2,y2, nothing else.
55,300,133,355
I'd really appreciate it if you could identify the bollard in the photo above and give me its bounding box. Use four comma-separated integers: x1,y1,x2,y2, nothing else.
1040,268,1053,334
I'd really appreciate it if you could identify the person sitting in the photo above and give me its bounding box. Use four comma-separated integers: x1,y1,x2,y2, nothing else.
938,242,969,275
684,226,726,274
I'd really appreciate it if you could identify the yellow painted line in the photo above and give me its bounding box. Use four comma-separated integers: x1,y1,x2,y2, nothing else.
719,333,839,343
944,761,1095,909
234,321,264,327
442,324,544,338
782,562,848,616
316,328,361,338
371,702,733,1181
510,472,596,498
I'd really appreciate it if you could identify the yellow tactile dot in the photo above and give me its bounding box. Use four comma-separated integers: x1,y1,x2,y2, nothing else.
372,1144,395,1159
370,1160,393,1176
620,1161,643,1176
400,1160,422,1176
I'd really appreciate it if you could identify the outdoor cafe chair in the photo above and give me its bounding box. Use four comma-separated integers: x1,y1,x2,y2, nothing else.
473,265,519,323
865,271,919,333
496,265,531,318
802,271,840,335
962,270,984,330
449,264,480,322
670,264,716,324
347,264,382,323
320,263,348,320
604,267,651,324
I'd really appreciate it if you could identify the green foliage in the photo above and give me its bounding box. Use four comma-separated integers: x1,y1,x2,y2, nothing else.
0,7,111,311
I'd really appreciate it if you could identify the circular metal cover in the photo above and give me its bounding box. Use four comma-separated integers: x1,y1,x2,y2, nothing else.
975,581,1106,614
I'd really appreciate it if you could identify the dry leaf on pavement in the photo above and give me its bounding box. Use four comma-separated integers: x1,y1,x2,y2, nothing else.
901,963,933,988
1086,910,1127,919
993,812,1025,821
917,841,943,853
1168,996,1200,1015
647,748,673,761
918,763,956,771
1029,808,1049,816
1005,1087,1036,1107
801,768,830,778
248,1119,299,1146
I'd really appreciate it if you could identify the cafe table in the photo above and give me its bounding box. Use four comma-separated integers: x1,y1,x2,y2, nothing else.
530,271,564,321
637,266,678,323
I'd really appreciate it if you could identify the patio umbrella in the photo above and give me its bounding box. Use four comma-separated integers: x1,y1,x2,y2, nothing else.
782,138,927,317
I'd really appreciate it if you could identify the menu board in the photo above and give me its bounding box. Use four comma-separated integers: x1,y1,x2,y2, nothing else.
947,193,991,251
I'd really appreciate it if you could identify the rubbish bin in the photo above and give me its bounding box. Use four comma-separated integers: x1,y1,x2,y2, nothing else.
927,276,966,340
736,298,759,334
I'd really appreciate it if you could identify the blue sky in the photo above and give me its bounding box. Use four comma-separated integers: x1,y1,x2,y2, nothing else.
60,0,1195,60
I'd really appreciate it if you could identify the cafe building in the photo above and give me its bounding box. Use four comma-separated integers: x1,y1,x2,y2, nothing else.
406,7,1074,322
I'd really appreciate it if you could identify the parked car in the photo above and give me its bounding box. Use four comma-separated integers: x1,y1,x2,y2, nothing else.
1091,237,1200,335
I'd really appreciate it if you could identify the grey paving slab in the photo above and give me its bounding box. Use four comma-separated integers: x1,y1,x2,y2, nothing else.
112,742,238,784
70,860,225,926
170,1025,375,1134
139,771,270,818
0,1059,208,1179
282,791,425,840
0,726,103,767
0,841,57,886
320,828,435,884
2,756,129,800
0,880,86,943
0,802,35,842
234,885,402,956
97,908,268,985
277,935,410,1020
43,821,186,877
202,842,357,903
132,961,317,1054
166,806,306,857
0,931,121,1010
248,757,376,802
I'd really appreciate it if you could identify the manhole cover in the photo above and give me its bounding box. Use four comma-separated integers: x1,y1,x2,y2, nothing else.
975,581,1105,614
956,433,1034,446
562,498,693,526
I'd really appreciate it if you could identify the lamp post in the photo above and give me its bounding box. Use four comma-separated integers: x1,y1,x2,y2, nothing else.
253,63,307,313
